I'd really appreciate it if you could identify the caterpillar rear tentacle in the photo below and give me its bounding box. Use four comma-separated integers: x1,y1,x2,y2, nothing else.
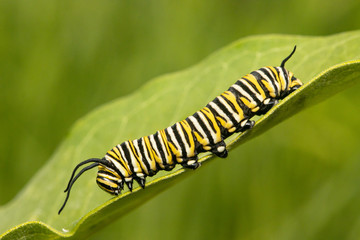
59,46,303,214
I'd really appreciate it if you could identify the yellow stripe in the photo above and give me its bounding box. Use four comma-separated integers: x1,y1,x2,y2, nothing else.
215,116,228,129
145,135,164,168
159,129,174,165
243,74,266,99
240,96,256,109
97,173,118,181
200,107,222,142
179,120,196,156
98,165,121,180
221,91,245,120
261,79,276,98
106,150,118,160
168,141,182,163
127,140,145,173
97,177,118,189
193,131,210,150
97,183,113,194
268,66,285,91
112,146,121,159
143,136,157,171
135,139,149,175
113,145,132,174
107,149,131,175
127,140,139,159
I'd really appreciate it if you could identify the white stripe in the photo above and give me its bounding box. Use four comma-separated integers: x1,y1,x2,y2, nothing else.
217,97,241,123
188,115,209,145
133,139,149,175
165,126,183,156
231,83,257,106
263,68,280,95
256,70,276,95
98,171,118,181
198,111,219,143
208,101,232,125
124,141,141,174
141,138,157,171
156,132,168,157
175,122,190,157
241,78,263,102
117,144,132,176
105,155,128,177
156,131,171,164
277,67,288,91
149,134,162,162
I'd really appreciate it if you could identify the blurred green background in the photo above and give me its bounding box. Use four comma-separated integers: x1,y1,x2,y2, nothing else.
1,0,360,239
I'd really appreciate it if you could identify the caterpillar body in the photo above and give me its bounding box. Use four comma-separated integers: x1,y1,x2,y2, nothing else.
59,46,302,214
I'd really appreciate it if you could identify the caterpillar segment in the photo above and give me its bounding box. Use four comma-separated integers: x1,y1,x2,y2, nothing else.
165,120,199,169
59,46,303,214
185,107,226,158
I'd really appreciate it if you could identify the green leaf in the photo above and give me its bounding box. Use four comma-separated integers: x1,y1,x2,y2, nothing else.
1,31,360,240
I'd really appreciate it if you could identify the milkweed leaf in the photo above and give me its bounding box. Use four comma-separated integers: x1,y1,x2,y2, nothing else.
1,31,360,240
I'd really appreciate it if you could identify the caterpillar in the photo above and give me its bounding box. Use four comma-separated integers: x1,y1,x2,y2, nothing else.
58,46,302,214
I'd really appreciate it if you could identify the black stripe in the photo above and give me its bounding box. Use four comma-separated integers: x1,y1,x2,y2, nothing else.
262,67,277,81
278,66,289,81
237,80,262,105
164,127,171,142
227,87,251,117
143,137,160,174
193,111,215,144
186,116,205,140
119,142,135,174
219,94,241,122
268,67,282,89
135,138,151,174
183,119,201,150
110,148,121,160
233,80,261,106
206,103,228,128
165,125,181,156
273,67,283,89
164,127,183,163
212,97,238,126
97,177,116,191
143,137,154,162
243,74,261,95
153,132,167,165
259,67,279,96
179,122,191,149
164,128,174,150
105,150,127,170
251,71,271,98
200,109,218,134
172,123,187,157
98,170,117,179
159,130,174,165
129,139,147,174
276,67,289,91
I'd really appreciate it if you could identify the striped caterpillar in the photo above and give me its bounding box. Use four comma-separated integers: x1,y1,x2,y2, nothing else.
59,46,302,214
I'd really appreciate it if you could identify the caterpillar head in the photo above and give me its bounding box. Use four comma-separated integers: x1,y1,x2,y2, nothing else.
96,163,123,195
280,46,303,96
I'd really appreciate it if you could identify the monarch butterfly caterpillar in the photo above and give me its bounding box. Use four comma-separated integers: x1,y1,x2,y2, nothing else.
59,46,303,214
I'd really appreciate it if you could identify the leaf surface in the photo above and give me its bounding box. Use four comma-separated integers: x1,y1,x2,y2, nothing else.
1,31,360,239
